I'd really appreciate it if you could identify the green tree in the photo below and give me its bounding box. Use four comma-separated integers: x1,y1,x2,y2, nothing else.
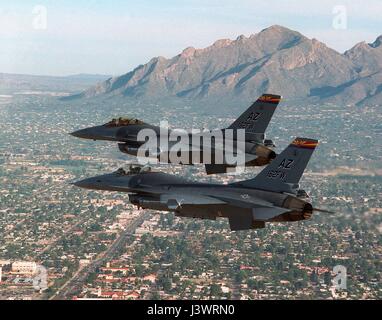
210,284,222,297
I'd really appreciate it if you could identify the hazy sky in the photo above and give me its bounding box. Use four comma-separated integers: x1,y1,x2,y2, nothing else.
1,0,381,76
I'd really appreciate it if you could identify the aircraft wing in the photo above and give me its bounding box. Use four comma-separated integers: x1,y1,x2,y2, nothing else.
160,193,228,220
163,134,254,174
160,193,290,230
252,206,290,220
211,195,291,230
160,193,227,210
199,137,252,175
227,206,291,231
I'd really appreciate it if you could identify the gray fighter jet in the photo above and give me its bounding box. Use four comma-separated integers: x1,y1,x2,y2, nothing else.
73,137,331,231
70,94,281,174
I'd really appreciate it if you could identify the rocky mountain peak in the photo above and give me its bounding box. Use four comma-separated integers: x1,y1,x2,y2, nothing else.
370,35,382,48
181,47,196,58
258,24,305,39
62,25,382,107
236,34,247,41
212,39,233,48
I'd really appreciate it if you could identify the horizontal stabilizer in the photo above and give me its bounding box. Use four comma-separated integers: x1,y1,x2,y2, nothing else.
253,206,290,221
313,208,335,214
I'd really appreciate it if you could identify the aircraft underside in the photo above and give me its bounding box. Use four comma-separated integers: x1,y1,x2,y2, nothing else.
128,194,313,231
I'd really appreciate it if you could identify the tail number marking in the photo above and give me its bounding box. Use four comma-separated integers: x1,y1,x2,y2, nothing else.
267,170,286,180
239,112,261,128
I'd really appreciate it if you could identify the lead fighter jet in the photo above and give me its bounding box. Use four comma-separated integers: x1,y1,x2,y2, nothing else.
70,94,281,174
73,137,331,231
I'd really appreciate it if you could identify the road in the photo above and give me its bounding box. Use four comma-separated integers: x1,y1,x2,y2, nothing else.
50,211,150,300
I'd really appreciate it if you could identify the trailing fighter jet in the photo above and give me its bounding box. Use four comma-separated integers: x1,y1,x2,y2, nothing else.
73,137,331,231
70,94,281,174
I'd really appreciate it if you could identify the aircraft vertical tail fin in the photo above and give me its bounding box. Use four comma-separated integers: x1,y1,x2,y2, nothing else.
235,137,318,193
228,94,281,140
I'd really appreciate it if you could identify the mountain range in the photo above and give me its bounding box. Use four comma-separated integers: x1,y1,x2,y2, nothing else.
0,73,111,94
62,25,382,106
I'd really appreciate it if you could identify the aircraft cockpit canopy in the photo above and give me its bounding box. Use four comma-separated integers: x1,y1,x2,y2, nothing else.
115,164,151,176
104,117,145,127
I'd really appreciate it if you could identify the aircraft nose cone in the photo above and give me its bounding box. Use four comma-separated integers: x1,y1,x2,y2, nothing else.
70,128,94,139
72,177,96,189
70,126,120,141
